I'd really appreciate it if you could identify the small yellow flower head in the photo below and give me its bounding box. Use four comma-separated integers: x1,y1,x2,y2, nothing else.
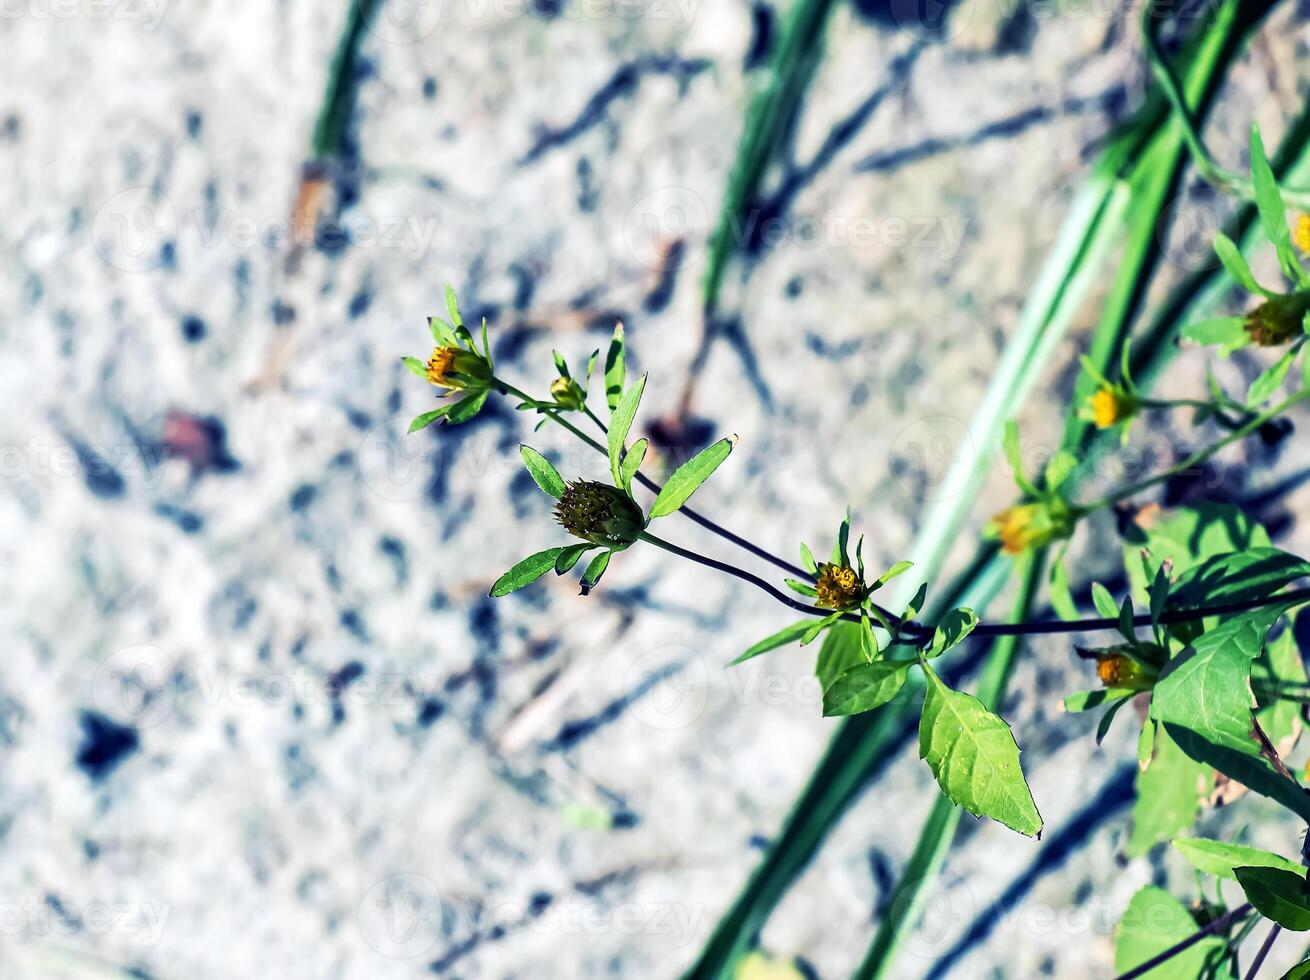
1294,213,1310,256
1244,295,1309,347
1085,385,1137,429
986,501,1071,556
1095,652,1156,691
554,480,645,548
550,376,586,411
816,563,863,610
425,345,491,392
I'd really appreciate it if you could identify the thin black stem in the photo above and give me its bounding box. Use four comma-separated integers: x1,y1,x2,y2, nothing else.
1243,923,1281,980
1115,904,1252,980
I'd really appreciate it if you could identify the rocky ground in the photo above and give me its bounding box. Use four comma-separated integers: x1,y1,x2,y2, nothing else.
4,0,1310,977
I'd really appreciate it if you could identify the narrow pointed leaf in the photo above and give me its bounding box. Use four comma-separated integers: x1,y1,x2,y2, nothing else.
520,446,565,498
649,437,734,518
490,548,567,597
733,620,815,665
579,550,612,593
607,374,646,485
408,406,452,432
619,437,648,494
604,322,625,412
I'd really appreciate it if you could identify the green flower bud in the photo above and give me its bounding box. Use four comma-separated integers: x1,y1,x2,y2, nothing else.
550,376,587,410
554,481,645,548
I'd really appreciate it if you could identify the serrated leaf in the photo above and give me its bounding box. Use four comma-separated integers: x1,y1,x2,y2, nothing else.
1150,604,1310,823
1173,838,1305,881
1247,350,1296,407
1236,865,1310,931
733,620,816,665
822,662,908,717
918,663,1042,837
490,548,566,597
1182,315,1248,346
619,438,648,494
649,437,734,518
408,406,452,432
607,375,647,485
928,608,978,657
604,322,625,413
520,446,565,498
1114,887,1230,978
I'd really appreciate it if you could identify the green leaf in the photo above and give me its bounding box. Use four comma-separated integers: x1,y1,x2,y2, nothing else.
1129,724,1206,856
444,284,464,328
1063,688,1134,712
1049,553,1079,621
1283,959,1310,979
834,514,850,566
859,610,878,661
1114,886,1230,978
1256,621,1307,754
1173,838,1305,881
1251,124,1302,285
1095,694,1134,745
649,437,734,518
918,662,1042,837
446,390,488,425
579,550,612,593
1091,582,1119,619
1236,865,1310,931
799,543,818,576
619,438,648,494
403,355,427,378
428,315,457,346
815,622,865,691
822,662,908,717
1126,502,1271,593
520,446,565,498
903,582,929,622
928,608,978,657
1182,315,1248,346
801,612,842,646
784,578,818,598
1214,232,1272,297
555,543,594,575
1044,450,1077,490
585,348,599,382
1117,595,1136,642
604,322,625,413
876,560,914,587
1168,548,1310,611
552,350,570,378
733,620,816,665
1002,421,1036,495
1136,718,1155,772
408,406,452,432
1247,350,1296,407
607,375,647,485
1148,565,1170,633
1150,604,1310,823
490,548,567,597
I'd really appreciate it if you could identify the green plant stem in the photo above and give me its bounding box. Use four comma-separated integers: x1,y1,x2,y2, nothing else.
1082,389,1310,509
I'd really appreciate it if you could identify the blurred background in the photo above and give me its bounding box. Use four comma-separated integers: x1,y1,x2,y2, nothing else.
6,0,1310,976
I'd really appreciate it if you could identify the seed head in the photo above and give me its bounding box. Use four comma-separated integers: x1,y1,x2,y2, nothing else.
554,481,645,548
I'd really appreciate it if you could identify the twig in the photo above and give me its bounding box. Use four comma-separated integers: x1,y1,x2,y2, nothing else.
1243,923,1281,980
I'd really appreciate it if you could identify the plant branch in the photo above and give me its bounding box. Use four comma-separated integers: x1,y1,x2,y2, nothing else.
1115,904,1253,980
1243,923,1281,980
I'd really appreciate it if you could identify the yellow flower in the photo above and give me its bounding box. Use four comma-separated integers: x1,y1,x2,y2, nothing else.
1294,213,1310,256
550,376,586,410
1095,652,1155,691
816,563,862,610
1085,385,1136,429
986,501,1071,556
425,345,491,392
